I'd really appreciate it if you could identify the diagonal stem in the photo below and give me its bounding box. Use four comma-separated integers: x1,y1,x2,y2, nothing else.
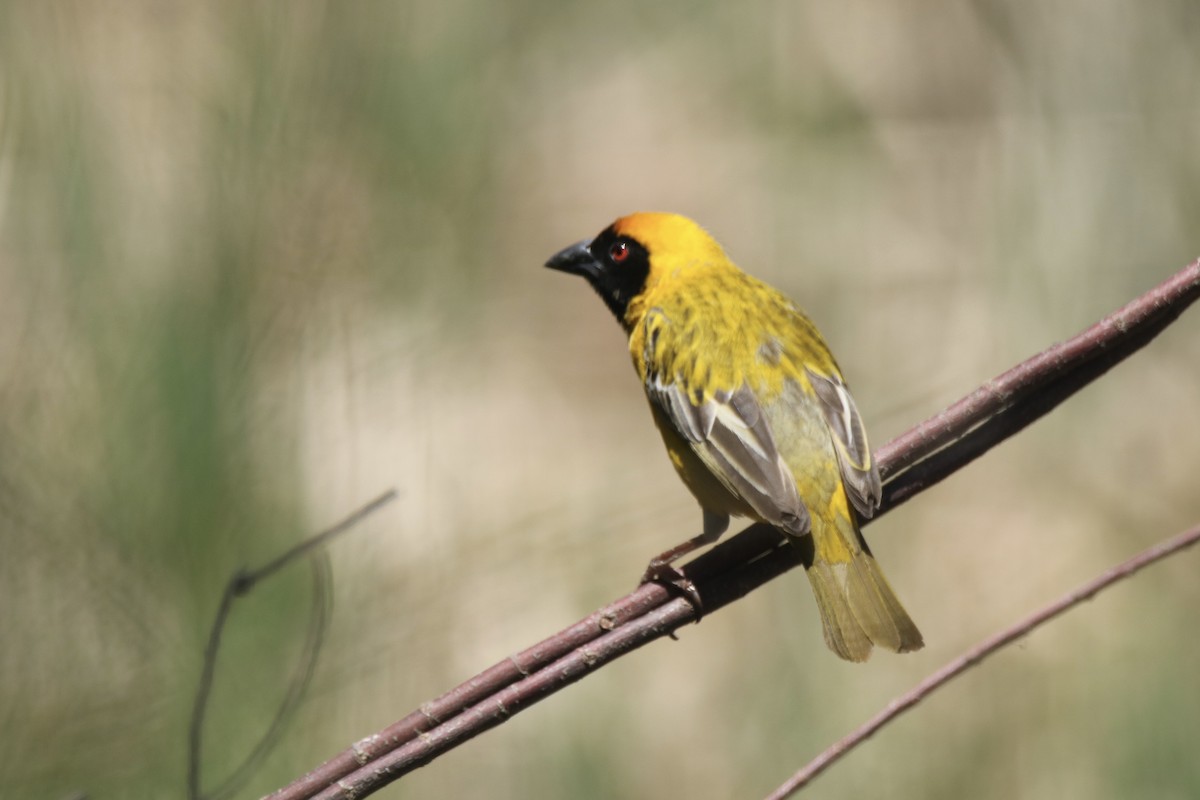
764,522,1200,799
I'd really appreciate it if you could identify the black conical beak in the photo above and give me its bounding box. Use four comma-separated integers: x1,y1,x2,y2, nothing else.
545,239,599,278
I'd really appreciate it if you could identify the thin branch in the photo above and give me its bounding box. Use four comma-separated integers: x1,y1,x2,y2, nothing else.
270,584,687,800
877,257,1200,510
765,522,1200,799
190,490,397,800
266,259,1200,800
236,490,400,594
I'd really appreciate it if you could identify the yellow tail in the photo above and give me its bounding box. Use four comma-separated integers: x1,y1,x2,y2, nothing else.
803,515,923,662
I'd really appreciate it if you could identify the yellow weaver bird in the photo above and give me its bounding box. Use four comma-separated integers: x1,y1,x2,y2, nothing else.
545,212,923,661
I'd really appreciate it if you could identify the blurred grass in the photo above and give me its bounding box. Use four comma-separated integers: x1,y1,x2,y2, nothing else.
2,1,1199,798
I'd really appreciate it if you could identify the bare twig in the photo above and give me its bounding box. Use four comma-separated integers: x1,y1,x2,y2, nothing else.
235,490,400,594
765,522,1200,799
190,490,397,800
266,259,1200,800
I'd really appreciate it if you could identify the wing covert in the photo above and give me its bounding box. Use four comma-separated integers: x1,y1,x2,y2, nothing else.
804,367,882,518
646,376,811,537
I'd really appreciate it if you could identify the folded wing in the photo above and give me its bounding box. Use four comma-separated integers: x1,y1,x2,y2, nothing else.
804,366,882,519
646,375,811,537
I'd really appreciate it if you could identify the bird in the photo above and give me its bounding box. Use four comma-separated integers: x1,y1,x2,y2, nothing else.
544,212,923,661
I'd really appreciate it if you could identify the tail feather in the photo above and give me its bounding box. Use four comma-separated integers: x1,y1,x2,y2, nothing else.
807,561,874,662
804,519,923,662
845,549,924,653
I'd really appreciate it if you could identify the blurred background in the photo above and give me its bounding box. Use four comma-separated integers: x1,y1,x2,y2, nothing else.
2,2,1199,798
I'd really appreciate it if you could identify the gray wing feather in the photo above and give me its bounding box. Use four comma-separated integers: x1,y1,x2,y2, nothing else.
647,377,810,536
804,367,881,518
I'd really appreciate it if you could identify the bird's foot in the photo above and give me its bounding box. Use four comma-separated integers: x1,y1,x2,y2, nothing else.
640,559,704,622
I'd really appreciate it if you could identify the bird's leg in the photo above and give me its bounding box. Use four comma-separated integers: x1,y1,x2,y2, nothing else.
639,511,729,614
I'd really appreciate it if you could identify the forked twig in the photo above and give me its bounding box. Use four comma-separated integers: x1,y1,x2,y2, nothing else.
189,490,398,800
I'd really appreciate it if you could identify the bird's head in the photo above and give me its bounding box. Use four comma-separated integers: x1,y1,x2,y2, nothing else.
545,212,728,327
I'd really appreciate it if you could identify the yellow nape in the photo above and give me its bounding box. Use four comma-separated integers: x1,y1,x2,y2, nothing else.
612,212,728,263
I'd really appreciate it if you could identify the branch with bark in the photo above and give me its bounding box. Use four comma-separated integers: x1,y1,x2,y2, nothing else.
261,259,1200,800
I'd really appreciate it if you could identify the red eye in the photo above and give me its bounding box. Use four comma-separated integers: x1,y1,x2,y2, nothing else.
609,241,630,263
